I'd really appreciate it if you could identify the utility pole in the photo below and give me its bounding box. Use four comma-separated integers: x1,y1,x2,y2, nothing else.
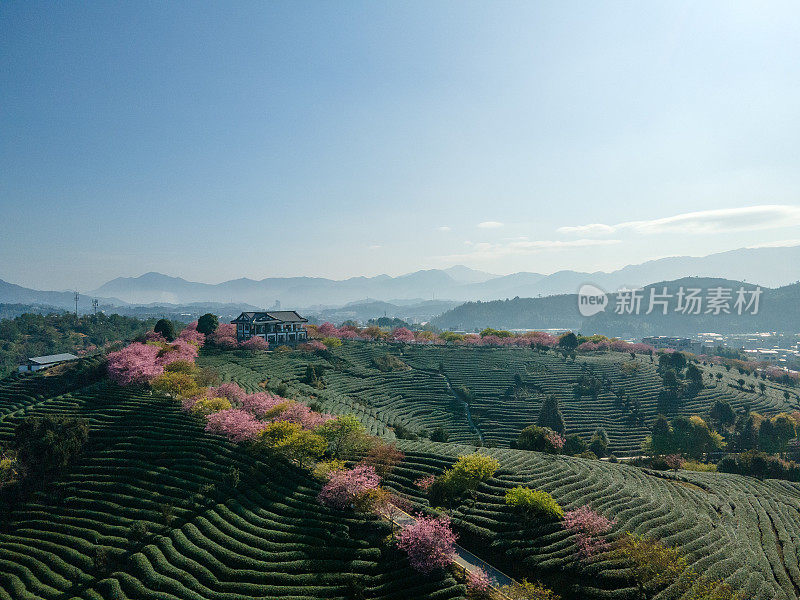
92,299,99,315
74,291,79,316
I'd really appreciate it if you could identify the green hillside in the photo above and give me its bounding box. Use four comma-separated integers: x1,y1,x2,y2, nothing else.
0,361,465,600
1,344,798,599
199,342,798,456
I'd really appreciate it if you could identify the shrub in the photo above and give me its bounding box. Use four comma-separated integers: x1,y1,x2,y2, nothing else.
505,486,563,521
373,353,411,372
500,580,561,599
396,514,457,573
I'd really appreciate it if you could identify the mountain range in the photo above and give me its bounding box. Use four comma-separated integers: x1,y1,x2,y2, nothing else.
2,245,799,315
432,277,800,337
89,245,800,307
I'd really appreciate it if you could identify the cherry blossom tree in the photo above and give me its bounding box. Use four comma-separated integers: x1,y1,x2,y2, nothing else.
563,506,615,557
396,514,457,573
208,323,238,348
392,327,415,343
299,340,327,352
240,392,286,418
205,409,267,443
212,382,247,404
240,336,269,351
545,430,566,452
414,474,436,492
466,567,492,596
273,402,333,429
107,343,164,385
317,464,381,510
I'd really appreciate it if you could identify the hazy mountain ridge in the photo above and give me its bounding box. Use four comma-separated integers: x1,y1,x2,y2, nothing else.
432,277,800,336
85,245,800,307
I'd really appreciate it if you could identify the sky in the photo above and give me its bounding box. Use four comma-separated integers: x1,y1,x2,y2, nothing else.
1,1,800,291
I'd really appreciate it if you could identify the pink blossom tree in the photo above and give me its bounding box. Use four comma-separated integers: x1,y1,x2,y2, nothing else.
318,464,381,510
107,342,164,385
414,474,436,492
155,339,199,367
240,336,269,351
205,409,267,442
396,514,457,573
392,327,415,343
178,323,206,347
273,402,333,429
466,567,493,595
240,392,286,417
546,430,566,452
563,506,615,558
211,382,247,404
299,340,327,353
208,323,239,348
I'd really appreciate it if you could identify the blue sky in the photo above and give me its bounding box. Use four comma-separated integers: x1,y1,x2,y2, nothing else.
2,1,799,290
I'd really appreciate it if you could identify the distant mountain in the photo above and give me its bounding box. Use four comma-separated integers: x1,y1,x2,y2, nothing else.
432,278,800,337
87,246,800,308
0,279,124,311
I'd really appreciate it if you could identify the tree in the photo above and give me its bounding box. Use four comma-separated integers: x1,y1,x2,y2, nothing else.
649,415,674,454
317,415,369,458
563,506,615,557
505,486,563,521
709,401,735,430
516,425,564,454
14,416,89,480
204,409,266,442
616,534,688,599
396,514,457,573
589,428,609,458
361,442,405,476
154,319,176,342
558,332,579,352
686,364,704,395
563,434,588,456
317,464,381,510
196,314,219,335
537,395,566,435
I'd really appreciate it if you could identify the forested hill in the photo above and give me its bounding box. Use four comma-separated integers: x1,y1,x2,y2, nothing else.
432,278,800,336
0,313,158,376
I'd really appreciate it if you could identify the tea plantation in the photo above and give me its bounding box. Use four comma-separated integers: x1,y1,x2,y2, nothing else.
1,344,799,599
0,362,465,600
382,440,800,600
199,342,798,455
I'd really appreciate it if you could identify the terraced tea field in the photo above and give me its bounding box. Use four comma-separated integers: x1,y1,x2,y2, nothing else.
383,440,800,600
199,342,798,455
0,365,466,600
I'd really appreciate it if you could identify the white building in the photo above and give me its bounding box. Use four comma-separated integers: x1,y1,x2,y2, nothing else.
19,353,79,373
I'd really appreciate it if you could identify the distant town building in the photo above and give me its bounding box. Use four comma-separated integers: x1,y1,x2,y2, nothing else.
19,353,79,373
642,336,704,354
231,311,308,344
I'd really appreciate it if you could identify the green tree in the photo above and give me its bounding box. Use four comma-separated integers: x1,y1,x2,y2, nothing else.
709,401,735,430
317,415,369,458
589,428,609,458
154,318,176,341
14,415,89,481
537,395,566,434
196,313,219,335
649,415,674,454
504,486,563,521
563,433,588,456
558,332,579,352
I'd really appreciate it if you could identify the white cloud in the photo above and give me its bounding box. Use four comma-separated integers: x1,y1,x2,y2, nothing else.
368,244,382,250
437,238,621,262
558,205,800,236
436,226,451,232
478,221,504,229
